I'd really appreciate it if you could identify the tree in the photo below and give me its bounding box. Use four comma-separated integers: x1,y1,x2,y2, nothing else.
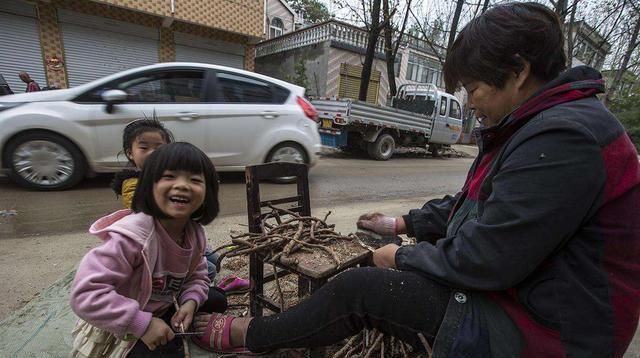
289,0,331,24
551,0,569,22
359,0,382,101
605,11,640,106
565,0,580,66
383,0,411,97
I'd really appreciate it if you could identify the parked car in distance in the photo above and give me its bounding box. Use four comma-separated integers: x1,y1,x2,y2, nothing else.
0,63,321,190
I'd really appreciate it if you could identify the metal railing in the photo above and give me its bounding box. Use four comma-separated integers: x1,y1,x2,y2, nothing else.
256,20,385,57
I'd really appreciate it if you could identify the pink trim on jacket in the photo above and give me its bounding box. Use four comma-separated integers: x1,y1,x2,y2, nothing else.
69,209,209,338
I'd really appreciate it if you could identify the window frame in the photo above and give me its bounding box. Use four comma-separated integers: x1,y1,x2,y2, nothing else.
449,98,462,119
439,97,448,116
269,17,284,39
210,70,290,104
405,52,443,87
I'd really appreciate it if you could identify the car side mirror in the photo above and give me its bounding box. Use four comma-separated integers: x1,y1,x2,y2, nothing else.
101,89,127,114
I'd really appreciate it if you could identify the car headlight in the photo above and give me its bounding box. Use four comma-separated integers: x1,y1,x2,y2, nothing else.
0,102,24,112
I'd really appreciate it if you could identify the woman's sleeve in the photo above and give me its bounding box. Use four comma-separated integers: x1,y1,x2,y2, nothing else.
403,193,462,243
69,234,152,338
395,120,605,290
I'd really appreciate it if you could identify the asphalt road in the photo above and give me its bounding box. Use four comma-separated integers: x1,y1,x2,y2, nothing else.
0,151,472,239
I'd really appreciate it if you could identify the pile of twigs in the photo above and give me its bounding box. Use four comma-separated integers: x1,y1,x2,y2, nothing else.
332,330,432,358
214,205,365,269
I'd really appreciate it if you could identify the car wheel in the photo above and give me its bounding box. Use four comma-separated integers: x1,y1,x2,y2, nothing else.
265,142,308,184
4,131,87,190
367,134,395,160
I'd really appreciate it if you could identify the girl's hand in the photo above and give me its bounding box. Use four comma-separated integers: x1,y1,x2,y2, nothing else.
373,244,400,269
140,317,175,350
171,300,197,332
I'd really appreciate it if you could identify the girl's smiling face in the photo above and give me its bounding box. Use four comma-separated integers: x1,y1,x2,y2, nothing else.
153,170,206,223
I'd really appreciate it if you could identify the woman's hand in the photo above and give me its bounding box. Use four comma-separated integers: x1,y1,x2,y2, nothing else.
373,244,400,269
357,212,397,235
171,299,197,332
140,317,175,350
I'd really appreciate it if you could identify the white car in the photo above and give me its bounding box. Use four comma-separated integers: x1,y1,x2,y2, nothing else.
0,63,321,190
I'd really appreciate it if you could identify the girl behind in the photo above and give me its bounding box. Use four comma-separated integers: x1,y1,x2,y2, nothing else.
111,117,173,209
71,142,225,358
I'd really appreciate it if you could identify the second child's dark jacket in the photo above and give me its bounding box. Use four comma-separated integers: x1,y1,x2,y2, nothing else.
396,66,640,357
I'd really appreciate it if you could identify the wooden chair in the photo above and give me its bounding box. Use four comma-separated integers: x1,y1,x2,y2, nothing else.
245,162,313,317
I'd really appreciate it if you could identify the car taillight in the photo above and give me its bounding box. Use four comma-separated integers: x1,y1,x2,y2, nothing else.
297,96,319,122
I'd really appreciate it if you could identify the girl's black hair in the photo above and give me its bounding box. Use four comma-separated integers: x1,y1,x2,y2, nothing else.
122,115,174,164
131,142,220,225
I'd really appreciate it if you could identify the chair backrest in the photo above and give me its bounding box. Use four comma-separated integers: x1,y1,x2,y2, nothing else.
245,162,311,234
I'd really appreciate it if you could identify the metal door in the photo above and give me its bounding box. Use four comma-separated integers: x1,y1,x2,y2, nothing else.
0,2,46,93
174,32,244,69
59,10,159,87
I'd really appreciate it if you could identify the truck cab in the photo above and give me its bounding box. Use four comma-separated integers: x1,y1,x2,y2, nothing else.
395,83,463,145
431,92,463,144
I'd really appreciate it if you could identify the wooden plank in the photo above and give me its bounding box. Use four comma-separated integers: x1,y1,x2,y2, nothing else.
259,196,303,207
277,239,371,279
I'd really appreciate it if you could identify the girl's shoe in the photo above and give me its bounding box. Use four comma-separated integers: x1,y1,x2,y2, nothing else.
192,313,255,354
216,276,250,293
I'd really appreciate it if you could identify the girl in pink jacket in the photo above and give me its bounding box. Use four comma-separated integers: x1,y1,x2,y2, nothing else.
70,142,226,357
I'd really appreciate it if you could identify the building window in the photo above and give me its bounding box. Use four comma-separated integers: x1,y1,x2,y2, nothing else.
405,52,443,88
394,54,402,77
270,18,284,39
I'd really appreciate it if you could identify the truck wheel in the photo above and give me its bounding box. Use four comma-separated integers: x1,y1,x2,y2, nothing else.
429,144,443,157
367,134,395,160
4,131,87,190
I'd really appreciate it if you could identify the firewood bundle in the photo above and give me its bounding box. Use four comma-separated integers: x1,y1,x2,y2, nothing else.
332,329,432,358
214,204,368,269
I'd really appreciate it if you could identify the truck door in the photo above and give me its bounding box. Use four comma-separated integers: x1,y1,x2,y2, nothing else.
429,95,463,144
445,98,463,143
429,96,449,144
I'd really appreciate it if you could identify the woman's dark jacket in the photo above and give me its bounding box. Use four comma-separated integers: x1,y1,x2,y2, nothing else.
396,66,640,357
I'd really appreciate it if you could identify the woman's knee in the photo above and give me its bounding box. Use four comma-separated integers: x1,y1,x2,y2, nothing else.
328,267,387,298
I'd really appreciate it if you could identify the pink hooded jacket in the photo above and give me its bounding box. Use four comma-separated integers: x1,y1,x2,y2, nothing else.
69,209,209,338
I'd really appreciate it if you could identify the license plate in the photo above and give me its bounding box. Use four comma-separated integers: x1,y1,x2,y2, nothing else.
322,119,333,129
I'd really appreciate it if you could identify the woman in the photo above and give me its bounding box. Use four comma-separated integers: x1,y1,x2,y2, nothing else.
193,3,640,357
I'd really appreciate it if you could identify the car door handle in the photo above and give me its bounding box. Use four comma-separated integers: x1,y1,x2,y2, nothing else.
261,111,279,119
176,112,199,121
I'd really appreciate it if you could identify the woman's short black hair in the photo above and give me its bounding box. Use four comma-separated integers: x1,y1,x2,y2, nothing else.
444,2,566,91
132,142,220,225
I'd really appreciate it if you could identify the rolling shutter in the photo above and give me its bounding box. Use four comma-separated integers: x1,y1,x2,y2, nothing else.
59,10,159,87
0,2,46,93
175,32,244,69
338,63,380,104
